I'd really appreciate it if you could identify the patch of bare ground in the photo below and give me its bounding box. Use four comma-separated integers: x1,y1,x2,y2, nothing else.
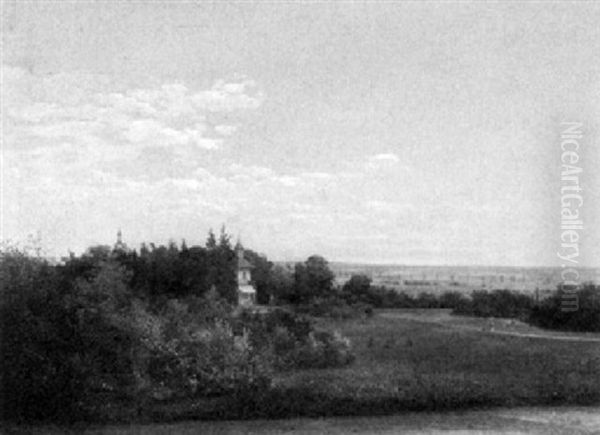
19,407,600,434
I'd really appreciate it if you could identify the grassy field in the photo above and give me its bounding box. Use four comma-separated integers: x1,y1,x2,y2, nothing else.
377,308,600,340
14,310,600,432
138,309,600,422
272,309,600,410
16,309,597,426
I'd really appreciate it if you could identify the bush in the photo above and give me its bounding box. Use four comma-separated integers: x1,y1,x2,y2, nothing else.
233,307,312,346
453,290,533,319
439,291,470,310
0,247,275,422
292,330,355,369
529,284,600,332
0,250,142,422
136,294,273,401
233,308,354,370
148,320,272,399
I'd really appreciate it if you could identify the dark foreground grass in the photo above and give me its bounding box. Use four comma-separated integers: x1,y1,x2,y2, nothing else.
30,311,600,424
305,313,600,405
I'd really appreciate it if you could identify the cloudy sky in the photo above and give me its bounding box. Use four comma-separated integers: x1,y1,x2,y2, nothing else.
2,1,599,266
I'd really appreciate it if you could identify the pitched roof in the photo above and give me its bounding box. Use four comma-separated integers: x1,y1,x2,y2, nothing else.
238,255,253,269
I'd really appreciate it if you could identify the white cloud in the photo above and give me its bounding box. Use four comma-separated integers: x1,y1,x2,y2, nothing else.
300,171,334,180
164,178,202,190
3,65,262,157
227,164,276,180
275,176,301,187
369,153,400,163
364,200,405,213
124,119,163,143
2,65,268,253
214,124,238,136
191,78,263,112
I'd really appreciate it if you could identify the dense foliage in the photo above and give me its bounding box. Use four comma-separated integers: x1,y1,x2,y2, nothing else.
0,245,269,422
529,283,600,332
0,235,355,423
234,309,354,369
0,248,81,421
453,289,533,319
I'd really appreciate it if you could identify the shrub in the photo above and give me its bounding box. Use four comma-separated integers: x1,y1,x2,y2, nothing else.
0,247,274,422
288,330,354,369
272,326,297,355
151,320,272,398
138,297,273,401
233,308,354,370
234,307,312,346
529,284,600,332
439,291,470,310
0,251,140,422
453,290,533,319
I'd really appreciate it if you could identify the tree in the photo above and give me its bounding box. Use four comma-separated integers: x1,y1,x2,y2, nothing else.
73,260,132,313
243,249,274,304
304,255,335,298
529,284,600,332
205,227,237,304
206,229,217,250
291,255,335,304
439,291,469,310
270,265,295,304
59,245,112,285
292,263,310,304
1,248,141,421
342,274,372,303
415,292,439,309
0,249,78,421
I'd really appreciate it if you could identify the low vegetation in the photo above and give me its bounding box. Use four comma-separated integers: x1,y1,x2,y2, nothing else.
529,284,600,332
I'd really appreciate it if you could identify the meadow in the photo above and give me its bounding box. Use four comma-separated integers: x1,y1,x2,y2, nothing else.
142,309,600,422
4,304,600,432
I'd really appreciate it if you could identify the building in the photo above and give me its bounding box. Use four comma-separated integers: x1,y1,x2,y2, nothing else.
235,242,256,306
113,229,128,252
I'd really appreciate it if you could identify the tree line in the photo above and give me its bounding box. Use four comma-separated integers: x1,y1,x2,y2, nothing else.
0,230,352,423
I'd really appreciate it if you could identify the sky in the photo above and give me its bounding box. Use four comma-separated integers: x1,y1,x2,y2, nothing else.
1,1,599,267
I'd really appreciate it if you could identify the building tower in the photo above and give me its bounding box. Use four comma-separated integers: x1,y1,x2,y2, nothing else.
235,241,256,306
113,229,128,253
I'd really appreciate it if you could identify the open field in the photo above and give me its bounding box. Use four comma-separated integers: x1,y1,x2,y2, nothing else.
132,310,599,421
7,309,599,430
138,310,600,421
327,263,600,295
273,309,600,409
377,309,600,342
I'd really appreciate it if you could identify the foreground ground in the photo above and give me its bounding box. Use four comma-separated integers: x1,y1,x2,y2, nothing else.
17,407,600,434
6,309,599,429
101,309,600,421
